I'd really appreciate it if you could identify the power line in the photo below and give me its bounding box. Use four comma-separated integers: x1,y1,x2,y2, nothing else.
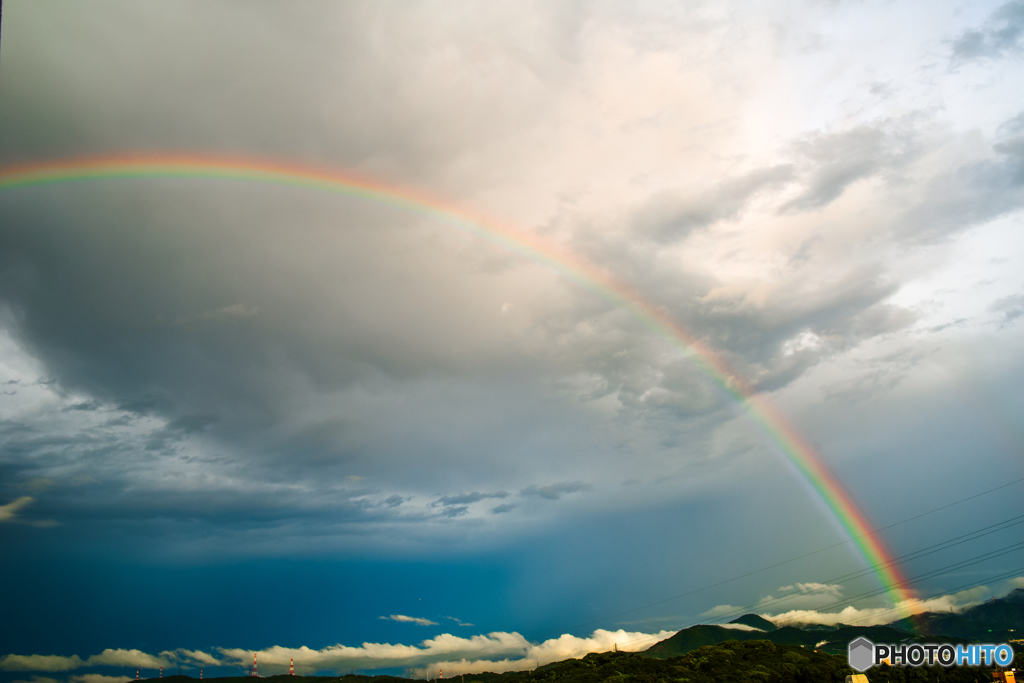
560,475,1024,634
613,541,1024,652
722,539,1024,623
621,563,1024,650
704,514,1024,622
839,564,1024,627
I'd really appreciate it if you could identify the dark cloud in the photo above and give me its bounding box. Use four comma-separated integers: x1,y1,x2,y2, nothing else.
991,292,1024,325
950,1,1024,62
636,165,794,243
892,138,1024,244
0,0,1022,564
925,318,969,334
64,401,101,412
431,491,510,507
520,481,591,500
780,126,909,213
145,414,218,451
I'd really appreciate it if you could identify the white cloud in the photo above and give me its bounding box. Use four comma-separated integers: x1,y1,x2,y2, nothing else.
410,658,533,677
766,586,996,627
85,651,168,670
170,650,220,667
717,623,763,632
217,632,527,675
0,650,172,673
380,615,439,626
408,629,675,678
0,656,84,672
215,628,672,676
0,496,33,523
69,675,133,683
700,604,743,617
777,583,843,597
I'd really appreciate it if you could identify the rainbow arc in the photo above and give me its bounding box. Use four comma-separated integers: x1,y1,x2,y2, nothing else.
0,153,918,620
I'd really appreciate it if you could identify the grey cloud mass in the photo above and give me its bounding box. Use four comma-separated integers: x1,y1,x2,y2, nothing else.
0,0,1022,564
635,165,795,243
950,0,1024,62
779,125,909,214
520,482,591,500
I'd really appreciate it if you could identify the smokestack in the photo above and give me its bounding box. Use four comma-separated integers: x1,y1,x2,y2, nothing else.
160,668,163,679
290,659,294,676
136,670,139,680
200,670,203,680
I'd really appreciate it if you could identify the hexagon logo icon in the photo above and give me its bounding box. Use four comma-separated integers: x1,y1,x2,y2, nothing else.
848,637,875,672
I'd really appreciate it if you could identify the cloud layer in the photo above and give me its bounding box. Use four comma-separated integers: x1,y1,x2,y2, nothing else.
1,629,674,679
0,0,1022,554
380,616,440,627
1,0,1023,667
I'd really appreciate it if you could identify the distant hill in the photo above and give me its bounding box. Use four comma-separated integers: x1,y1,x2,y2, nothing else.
885,587,1024,641
643,587,1024,659
642,623,916,658
729,614,778,631
643,624,764,657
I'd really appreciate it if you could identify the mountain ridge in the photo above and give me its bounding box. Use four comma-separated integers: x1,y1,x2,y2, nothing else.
643,587,1024,658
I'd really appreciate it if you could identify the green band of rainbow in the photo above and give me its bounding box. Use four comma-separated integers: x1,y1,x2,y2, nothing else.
0,153,916,617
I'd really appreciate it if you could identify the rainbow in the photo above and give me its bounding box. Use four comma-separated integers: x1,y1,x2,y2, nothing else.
0,153,916,616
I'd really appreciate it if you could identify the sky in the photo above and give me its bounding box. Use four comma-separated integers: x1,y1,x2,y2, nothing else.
1,0,1023,679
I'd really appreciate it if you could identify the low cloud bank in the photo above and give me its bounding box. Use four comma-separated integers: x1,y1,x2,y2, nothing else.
402,630,675,679
0,650,200,673
0,656,84,673
2,630,673,678
217,631,540,674
717,623,763,632
764,586,997,627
